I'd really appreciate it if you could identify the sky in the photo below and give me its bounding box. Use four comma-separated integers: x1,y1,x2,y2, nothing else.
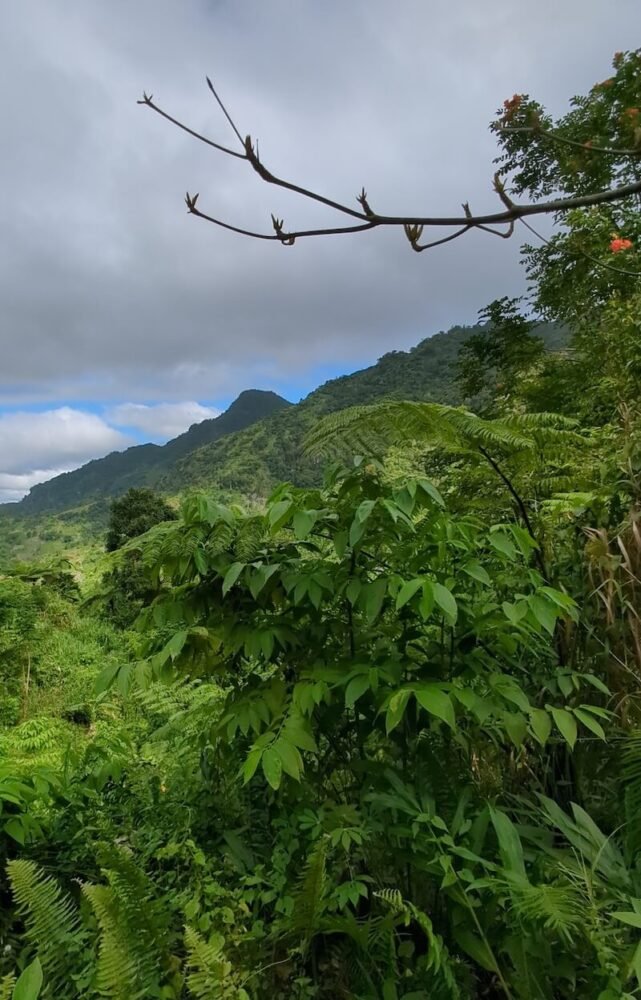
1,0,639,502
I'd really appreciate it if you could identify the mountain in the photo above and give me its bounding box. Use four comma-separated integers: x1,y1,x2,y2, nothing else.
4,320,568,524
160,321,567,498
19,390,290,514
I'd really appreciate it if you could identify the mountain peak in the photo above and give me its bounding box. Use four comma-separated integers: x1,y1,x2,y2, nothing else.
18,388,291,512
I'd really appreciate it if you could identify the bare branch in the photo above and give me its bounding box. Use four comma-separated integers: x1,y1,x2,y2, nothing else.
186,195,377,243
140,82,641,254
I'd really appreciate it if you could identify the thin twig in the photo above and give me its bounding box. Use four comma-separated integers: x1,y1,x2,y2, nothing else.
206,76,245,148
137,93,244,159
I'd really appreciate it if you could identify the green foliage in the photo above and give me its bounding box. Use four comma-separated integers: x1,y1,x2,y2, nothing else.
2,47,641,1000
105,487,177,552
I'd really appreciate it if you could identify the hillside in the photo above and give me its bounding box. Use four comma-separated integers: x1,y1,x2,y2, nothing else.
1,320,567,536
161,320,566,497
18,389,290,514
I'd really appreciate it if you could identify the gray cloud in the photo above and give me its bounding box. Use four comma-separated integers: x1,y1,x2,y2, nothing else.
1,0,639,413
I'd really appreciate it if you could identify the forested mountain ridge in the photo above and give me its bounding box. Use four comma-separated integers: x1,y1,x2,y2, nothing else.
4,321,568,518
161,321,566,497
18,389,290,513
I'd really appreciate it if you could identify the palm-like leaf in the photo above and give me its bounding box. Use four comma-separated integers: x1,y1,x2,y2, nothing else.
304,401,580,462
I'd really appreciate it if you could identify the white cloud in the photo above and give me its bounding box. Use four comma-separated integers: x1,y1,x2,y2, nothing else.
107,401,220,441
0,408,131,500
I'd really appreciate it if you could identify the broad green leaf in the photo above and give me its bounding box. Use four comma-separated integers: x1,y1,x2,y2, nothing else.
95,662,121,695
502,601,528,626
382,979,398,1000
415,686,456,729
417,479,445,507
419,579,435,620
273,738,303,780
268,499,293,530
613,911,641,929
193,547,208,576
282,717,318,752
345,675,370,708
491,676,530,711
355,499,376,523
4,818,26,845
433,582,457,623
222,562,245,596
529,595,558,635
463,561,491,586
293,511,315,539
573,707,606,741
583,673,610,695
261,748,282,790
396,578,423,610
529,708,552,746
364,578,387,623
346,579,361,606
242,749,262,784
349,500,376,545
386,689,411,734
454,929,498,972
248,564,278,599
162,629,188,662
13,957,43,1000
550,707,577,749
489,532,516,560
502,711,528,748
490,807,526,879
333,530,348,558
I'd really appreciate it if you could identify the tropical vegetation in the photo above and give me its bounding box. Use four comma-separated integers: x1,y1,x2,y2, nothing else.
0,49,641,999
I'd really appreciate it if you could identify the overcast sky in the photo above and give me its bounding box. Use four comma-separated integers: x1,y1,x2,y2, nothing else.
1,0,639,501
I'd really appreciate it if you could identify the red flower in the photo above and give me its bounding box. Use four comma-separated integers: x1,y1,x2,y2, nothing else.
502,94,522,120
610,237,633,253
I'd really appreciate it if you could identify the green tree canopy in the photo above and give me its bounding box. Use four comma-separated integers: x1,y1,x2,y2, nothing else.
105,488,177,552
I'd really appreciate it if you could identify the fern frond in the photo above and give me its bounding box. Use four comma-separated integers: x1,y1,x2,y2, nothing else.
82,848,169,998
184,926,234,998
82,883,139,999
304,401,578,464
290,838,328,951
374,889,461,997
0,974,15,1000
7,859,85,988
501,877,584,943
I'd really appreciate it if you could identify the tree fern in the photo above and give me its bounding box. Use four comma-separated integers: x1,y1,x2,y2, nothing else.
6,859,87,992
305,402,534,458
